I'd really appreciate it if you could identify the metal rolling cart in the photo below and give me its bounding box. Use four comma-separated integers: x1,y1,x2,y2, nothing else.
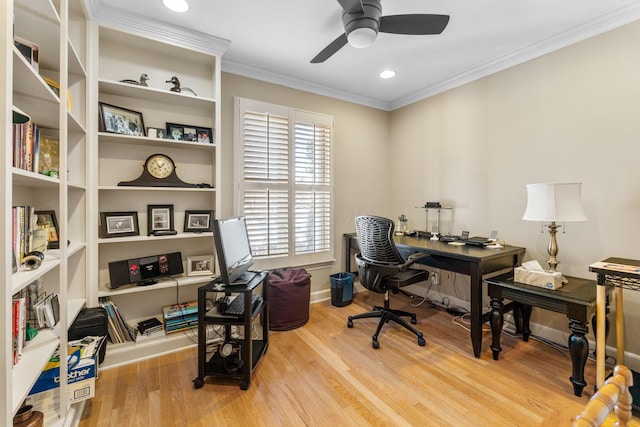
193,271,269,390
589,257,640,390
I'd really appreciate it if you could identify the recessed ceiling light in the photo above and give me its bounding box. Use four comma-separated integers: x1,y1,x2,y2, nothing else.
163,0,189,13
379,70,396,79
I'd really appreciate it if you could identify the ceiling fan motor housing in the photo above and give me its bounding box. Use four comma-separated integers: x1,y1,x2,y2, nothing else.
342,0,382,38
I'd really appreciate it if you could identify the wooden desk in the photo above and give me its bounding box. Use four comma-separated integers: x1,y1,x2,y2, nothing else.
589,258,640,390
344,233,525,358
486,275,608,397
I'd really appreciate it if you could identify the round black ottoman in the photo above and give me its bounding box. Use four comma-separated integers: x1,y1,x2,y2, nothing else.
268,268,311,331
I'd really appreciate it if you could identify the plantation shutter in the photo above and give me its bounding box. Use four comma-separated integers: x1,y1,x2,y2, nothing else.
235,98,334,269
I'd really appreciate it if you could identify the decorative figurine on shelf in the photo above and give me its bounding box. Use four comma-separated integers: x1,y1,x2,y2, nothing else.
165,76,197,96
119,73,149,86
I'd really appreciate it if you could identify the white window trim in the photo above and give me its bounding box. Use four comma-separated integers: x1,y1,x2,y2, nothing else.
234,97,335,271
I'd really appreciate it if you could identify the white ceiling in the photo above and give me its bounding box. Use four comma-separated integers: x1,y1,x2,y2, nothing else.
90,0,640,110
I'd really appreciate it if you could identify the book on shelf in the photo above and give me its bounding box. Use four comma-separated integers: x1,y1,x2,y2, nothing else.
162,301,198,319
100,298,137,343
12,205,37,266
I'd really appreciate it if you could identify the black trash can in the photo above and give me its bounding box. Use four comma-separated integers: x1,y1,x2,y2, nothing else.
330,272,354,307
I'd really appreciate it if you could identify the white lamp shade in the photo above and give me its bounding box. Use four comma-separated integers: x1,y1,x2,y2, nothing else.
522,183,588,222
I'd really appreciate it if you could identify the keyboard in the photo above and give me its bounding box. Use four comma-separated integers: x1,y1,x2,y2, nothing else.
223,294,261,316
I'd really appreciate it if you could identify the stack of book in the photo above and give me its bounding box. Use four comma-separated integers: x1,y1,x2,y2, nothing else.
136,317,163,336
99,297,137,343
163,301,198,334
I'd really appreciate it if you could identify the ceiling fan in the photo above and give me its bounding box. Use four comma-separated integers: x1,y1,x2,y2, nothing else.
311,0,450,63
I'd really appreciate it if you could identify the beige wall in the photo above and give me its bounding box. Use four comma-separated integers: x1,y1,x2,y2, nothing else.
221,19,640,365
390,20,640,364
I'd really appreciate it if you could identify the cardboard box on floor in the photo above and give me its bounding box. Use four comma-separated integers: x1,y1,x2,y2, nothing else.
26,344,97,415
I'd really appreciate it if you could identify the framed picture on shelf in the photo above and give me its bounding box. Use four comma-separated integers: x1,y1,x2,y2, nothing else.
147,205,175,236
166,122,213,143
98,102,146,137
187,255,214,276
100,211,139,238
146,127,167,139
35,210,60,249
184,210,213,233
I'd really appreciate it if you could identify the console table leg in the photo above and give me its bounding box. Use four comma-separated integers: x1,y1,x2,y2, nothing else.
518,304,532,342
568,318,589,397
490,297,504,360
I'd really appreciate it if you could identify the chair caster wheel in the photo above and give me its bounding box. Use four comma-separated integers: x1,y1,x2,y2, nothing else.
193,377,204,389
411,314,417,325
372,339,380,349
418,335,426,347
347,317,354,328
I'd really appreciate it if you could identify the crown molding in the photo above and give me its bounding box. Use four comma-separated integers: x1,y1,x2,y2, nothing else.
390,2,640,110
221,60,392,111
83,0,230,57
84,1,640,112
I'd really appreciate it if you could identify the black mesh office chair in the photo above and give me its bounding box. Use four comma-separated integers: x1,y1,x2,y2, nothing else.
348,215,430,349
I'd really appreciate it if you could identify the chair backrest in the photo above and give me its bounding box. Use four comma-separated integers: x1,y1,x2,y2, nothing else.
355,216,405,265
573,365,633,427
354,216,406,293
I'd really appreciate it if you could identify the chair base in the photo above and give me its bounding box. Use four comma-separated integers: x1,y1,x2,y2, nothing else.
347,294,426,349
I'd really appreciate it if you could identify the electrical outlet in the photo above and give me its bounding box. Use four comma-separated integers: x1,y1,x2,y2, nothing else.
444,271,453,281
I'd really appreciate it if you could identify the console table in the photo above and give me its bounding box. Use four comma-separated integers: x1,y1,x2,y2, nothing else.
344,233,525,358
589,257,640,389
486,275,610,397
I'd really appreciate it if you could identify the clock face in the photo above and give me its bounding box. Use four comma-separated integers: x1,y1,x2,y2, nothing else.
146,154,175,179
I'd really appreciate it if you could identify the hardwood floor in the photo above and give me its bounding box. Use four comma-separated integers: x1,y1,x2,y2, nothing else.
80,290,604,426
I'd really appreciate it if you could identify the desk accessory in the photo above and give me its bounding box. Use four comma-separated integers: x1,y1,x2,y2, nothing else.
522,183,587,271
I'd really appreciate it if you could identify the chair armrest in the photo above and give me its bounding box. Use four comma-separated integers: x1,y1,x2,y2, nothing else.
399,252,430,271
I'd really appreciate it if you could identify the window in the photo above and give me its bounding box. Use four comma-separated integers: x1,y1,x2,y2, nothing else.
235,97,334,269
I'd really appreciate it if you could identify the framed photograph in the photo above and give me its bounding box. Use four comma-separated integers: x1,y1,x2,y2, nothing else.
184,210,214,233
166,122,213,143
100,211,139,238
146,127,167,139
99,102,146,137
35,210,60,249
187,255,214,276
148,205,175,235
196,127,213,144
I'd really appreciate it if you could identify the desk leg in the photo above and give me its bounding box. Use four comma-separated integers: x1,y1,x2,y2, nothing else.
568,318,589,397
470,265,482,358
596,283,606,389
489,297,504,360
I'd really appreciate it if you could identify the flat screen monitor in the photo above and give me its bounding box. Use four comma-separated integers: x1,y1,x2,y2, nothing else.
213,216,255,285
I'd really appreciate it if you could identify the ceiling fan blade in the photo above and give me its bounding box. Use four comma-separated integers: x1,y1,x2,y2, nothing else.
311,33,348,63
337,0,364,15
379,14,450,35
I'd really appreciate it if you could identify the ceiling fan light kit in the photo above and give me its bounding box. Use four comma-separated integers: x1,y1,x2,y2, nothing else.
343,0,382,48
311,0,450,63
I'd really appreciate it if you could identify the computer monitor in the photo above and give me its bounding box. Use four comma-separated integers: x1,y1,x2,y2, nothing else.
213,216,255,285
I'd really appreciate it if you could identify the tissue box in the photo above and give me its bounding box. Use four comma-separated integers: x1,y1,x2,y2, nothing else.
514,267,564,289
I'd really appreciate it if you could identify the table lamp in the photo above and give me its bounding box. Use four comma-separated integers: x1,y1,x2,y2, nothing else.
522,183,587,271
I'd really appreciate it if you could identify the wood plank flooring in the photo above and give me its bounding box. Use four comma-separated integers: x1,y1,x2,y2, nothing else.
80,290,606,426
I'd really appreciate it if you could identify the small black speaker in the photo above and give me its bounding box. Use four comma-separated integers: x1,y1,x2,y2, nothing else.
108,252,183,288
